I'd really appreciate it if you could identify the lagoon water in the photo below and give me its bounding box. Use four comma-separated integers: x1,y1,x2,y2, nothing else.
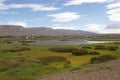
26,40,109,46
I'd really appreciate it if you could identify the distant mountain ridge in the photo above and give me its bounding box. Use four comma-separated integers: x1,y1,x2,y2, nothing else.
0,25,96,36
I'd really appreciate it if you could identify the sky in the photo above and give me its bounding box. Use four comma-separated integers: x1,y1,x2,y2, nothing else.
0,0,120,33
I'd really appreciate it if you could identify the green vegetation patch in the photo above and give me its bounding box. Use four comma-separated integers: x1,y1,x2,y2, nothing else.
72,50,100,56
94,45,119,51
49,47,78,53
94,45,106,50
0,58,21,72
0,41,120,80
37,56,70,65
82,46,92,49
7,62,58,76
106,46,119,51
0,52,17,58
90,54,118,64
72,50,88,56
0,47,30,53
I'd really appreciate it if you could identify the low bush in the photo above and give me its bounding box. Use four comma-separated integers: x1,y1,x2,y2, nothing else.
82,46,92,49
19,40,36,43
94,45,106,50
10,47,31,52
49,47,78,53
0,59,20,72
6,41,13,44
72,50,88,56
88,51,100,55
0,47,31,52
90,54,118,64
107,46,119,51
72,50,100,56
113,42,120,44
94,45,119,51
37,56,70,65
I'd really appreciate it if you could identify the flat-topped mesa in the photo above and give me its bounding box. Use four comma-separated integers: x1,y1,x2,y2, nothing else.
0,25,25,31
0,25,24,28
0,25,96,36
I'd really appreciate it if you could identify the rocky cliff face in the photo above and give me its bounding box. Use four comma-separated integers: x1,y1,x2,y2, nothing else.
0,25,96,36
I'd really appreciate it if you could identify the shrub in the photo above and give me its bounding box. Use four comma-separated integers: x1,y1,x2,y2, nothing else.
82,46,92,49
19,40,35,43
90,54,118,64
6,41,12,44
0,59,20,72
88,51,100,55
49,47,78,53
72,50,100,56
94,45,106,50
72,50,88,56
0,64,8,72
113,42,120,44
37,56,70,65
0,47,31,52
10,47,31,52
107,46,119,51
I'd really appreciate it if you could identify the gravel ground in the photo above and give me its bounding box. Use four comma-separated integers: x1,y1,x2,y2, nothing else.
37,59,120,80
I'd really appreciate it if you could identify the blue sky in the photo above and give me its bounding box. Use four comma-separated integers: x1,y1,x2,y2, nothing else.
0,0,120,33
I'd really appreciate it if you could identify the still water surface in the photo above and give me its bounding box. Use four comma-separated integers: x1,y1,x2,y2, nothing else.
24,40,110,45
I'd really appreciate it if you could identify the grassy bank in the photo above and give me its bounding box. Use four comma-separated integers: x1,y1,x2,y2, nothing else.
0,42,120,80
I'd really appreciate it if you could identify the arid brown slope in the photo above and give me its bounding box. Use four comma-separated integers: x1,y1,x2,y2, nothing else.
0,25,95,36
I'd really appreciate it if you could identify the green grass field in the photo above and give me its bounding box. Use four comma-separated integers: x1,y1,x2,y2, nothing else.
0,42,120,80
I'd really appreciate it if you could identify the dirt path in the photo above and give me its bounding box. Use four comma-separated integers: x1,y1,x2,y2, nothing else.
37,59,120,80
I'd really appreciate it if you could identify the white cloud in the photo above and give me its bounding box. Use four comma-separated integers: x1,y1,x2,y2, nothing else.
107,8,120,21
86,24,106,32
8,22,27,27
63,0,110,6
85,23,120,34
107,3,120,9
99,29,120,33
107,7,120,14
48,12,80,22
0,0,59,11
106,2,120,22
